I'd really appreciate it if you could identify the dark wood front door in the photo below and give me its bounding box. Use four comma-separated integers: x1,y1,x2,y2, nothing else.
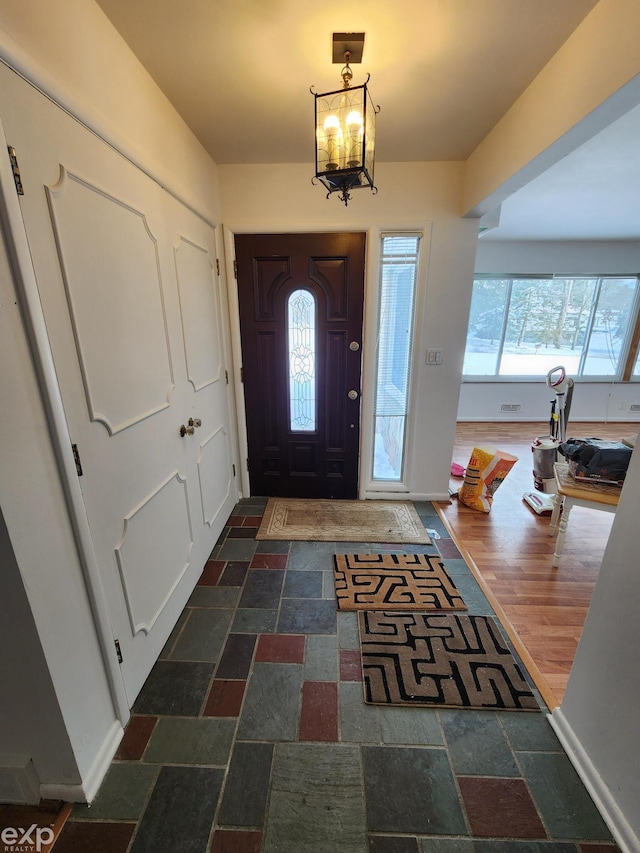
235,232,366,498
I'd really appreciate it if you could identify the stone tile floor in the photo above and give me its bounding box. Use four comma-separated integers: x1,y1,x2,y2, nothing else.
54,499,619,853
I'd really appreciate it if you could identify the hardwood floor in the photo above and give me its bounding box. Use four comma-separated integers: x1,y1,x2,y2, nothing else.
436,421,637,709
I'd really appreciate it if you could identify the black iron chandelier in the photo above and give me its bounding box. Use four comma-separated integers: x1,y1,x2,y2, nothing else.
311,33,379,206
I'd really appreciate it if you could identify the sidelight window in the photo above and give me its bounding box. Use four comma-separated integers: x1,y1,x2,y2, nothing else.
373,235,421,481
287,289,316,431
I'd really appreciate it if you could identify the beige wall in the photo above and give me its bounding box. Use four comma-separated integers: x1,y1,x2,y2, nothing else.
219,161,479,499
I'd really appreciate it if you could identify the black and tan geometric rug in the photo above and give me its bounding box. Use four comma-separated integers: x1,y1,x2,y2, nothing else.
256,499,431,543
333,553,466,612
358,611,538,710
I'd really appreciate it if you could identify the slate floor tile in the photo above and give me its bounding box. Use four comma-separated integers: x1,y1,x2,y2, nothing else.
132,661,214,716
144,717,236,765
264,743,367,853
231,608,278,634
219,561,250,586
440,710,518,776
287,541,336,570
499,712,562,752
277,598,337,634
473,844,577,853
115,715,157,760
338,611,360,649
518,752,613,840
198,560,225,585
369,836,420,853
255,540,290,554
304,634,339,681
255,633,306,663
216,539,258,562
250,553,288,569
436,539,463,560
340,648,362,681
215,633,257,679
210,829,263,853
188,586,241,609
203,679,246,717
228,527,257,538
237,662,303,741
169,607,233,662
217,741,274,827
283,569,323,598
379,707,444,746
420,840,475,853
129,765,223,853
72,763,158,820
159,610,188,659
340,681,382,743
299,681,339,742
239,570,285,608
53,821,136,853
458,776,546,838
362,746,467,835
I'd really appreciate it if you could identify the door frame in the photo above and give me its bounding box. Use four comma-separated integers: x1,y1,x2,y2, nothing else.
0,117,130,725
224,224,377,499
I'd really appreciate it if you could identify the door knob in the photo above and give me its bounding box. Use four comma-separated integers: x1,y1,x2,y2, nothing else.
180,424,195,437
348,390,359,400
189,417,202,428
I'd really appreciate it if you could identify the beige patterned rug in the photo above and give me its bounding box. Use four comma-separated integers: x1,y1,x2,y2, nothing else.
256,499,431,543
334,553,466,611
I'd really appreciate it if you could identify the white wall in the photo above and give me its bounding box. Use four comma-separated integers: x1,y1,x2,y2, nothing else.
0,0,222,800
219,161,479,500
552,441,640,852
458,239,640,424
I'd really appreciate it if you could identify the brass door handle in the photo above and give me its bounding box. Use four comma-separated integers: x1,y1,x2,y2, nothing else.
348,390,359,400
189,417,202,428
180,424,195,437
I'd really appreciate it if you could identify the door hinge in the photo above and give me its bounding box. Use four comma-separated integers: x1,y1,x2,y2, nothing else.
7,146,24,196
246,457,249,470
72,443,83,477
240,367,244,383
216,258,220,276
233,259,237,279
114,639,123,664
225,369,229,385
232,464,236,477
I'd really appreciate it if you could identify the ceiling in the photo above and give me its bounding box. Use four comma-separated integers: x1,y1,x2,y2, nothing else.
94,0,640,241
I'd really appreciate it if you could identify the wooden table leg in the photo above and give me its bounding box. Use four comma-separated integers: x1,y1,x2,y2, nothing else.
552,497,572,568
549,491,563,537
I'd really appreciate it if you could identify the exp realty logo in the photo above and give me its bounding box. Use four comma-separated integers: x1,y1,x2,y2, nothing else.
1,825,54,852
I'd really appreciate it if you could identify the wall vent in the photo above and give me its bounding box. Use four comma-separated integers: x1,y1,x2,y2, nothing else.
500,403,522,412
629,404,640,412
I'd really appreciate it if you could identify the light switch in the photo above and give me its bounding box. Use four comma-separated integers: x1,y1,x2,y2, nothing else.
426,348,443,365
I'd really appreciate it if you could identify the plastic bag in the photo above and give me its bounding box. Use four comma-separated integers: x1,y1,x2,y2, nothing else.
459,447,518,513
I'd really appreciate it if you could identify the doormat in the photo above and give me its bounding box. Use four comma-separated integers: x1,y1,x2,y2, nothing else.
256,499,431,543
358,611,538,710
334,553,466,612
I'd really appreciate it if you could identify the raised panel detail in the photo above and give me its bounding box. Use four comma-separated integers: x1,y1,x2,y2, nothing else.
254,257,291,321
175,236,222,391
197,426,232,527
257,331,280,448
115,472,193,636
47,168,174,434
289,441,317,476
309,257,349,320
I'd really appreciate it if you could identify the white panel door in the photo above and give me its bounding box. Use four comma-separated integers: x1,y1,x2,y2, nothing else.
0,63,238,703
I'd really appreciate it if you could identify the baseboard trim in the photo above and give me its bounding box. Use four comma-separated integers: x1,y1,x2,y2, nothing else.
40,719,124,804
550,708,639,853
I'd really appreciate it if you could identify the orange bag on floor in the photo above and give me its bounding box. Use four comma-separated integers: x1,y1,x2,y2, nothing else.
458,447,518,513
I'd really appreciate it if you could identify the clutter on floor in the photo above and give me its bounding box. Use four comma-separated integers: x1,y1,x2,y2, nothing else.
458,447,518,513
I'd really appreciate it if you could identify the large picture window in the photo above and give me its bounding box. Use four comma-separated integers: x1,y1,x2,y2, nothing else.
463,275,640,379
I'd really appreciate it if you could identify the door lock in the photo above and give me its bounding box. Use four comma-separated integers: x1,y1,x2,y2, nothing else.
347,390,359,400
188,417,202,428
180,424,195,437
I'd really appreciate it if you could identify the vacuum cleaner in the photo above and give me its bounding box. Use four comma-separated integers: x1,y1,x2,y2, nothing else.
523,366,574,515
